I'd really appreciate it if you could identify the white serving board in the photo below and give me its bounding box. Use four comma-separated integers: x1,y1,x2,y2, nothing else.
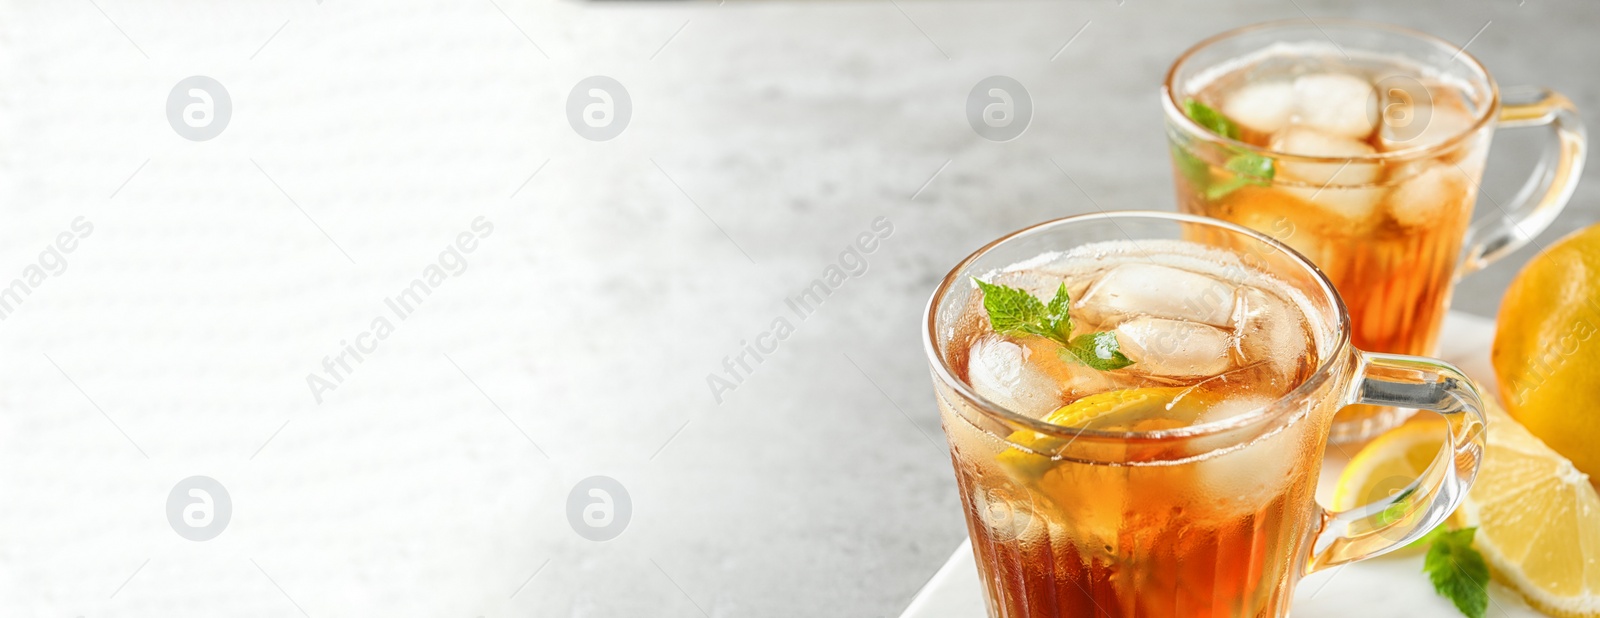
903,312,1546,618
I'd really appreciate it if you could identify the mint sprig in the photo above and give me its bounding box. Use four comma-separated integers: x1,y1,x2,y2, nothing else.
1424,527,1490,618
1061,331,1133,371
1183,98,1241,140
972,278,1133,370
1175,98,1276,201
1375,486,1452,550
1375,486,1416,526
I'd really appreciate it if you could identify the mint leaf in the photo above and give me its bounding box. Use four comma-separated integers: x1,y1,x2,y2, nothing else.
1375,486,1450,550
1202,176,1251,201
973,278,1046,338
1183,99,1241,141
1410,524,1449,551
1225,152,1275,184
1375,485,1417,526
1199,153,1276,201
1375,487,1450,550
973,279,1073,343
1061,331,1134,371
1179,99,1276,201
972,278,1132,371
1424,527,1490,618
1042,284,1073,342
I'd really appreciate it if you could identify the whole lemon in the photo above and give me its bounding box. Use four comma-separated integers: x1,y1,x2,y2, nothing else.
1492,222,1600,484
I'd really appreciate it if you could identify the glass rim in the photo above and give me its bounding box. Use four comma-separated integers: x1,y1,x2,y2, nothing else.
1161,18,1501,164
921,211,1353,443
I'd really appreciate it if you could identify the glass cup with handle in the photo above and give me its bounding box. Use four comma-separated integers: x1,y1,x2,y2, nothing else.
924,211,1487,617
1162,19,1583,442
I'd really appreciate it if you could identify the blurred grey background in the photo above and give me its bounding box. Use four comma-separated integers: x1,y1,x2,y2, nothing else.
0,0,1591,616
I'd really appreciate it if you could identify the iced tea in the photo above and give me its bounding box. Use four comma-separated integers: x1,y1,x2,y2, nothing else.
1169,45,1486,361
924,213,1491,618
938,239,1335,617
1165,41,1499,439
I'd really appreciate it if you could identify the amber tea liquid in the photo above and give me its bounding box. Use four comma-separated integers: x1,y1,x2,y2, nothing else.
1166,46,1492,437
938,239,1339,617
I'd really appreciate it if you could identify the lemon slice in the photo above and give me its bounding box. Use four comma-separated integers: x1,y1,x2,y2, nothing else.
1463,403,1600,618
1335,402,1600,616
1331,418,1449,512
1331,418,1455,555
997,387,1212,479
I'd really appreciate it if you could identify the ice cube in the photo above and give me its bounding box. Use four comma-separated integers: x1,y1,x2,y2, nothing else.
1280,185,1387,222
1113,317,1234,378
1379,90,1477,151
1231,287,1310,381
1223,81,1295,135
1193,403,1307,513
1271,127,1381,184
1016,335,1130,397
1387,162,1472,228
1291,73,1379,139
1193,393,1276,427
1271,127,1385,221
967,334,1062,418
974,482,1047,543
1075,263,1237,329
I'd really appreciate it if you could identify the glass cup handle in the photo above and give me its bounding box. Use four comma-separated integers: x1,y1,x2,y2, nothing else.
1459,87,1587,276
1305,352,1489,573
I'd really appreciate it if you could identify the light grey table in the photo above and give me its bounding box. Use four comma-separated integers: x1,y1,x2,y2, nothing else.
1,1,1592,616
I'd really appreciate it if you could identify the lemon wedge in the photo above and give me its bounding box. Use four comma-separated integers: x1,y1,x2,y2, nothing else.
1336,402,1600,616
997,387,1213,479
1331,418,1449,512
1464,404,1600,617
